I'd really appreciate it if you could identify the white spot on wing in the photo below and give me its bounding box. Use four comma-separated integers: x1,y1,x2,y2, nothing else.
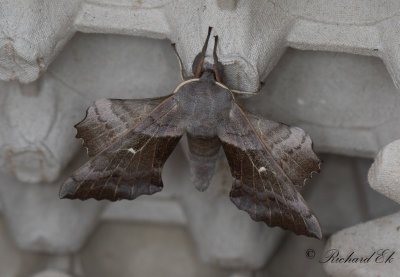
258,167,266,173
128,148,136,154
229,109,235,119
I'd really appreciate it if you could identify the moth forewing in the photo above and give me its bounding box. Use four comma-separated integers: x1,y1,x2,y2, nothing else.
60,96,184,201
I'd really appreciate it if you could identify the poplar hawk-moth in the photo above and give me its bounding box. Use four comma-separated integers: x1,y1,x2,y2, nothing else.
60,27,322,238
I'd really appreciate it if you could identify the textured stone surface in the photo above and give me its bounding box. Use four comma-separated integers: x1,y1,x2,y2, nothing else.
1,1,400,276
0,216,48,277
2,0,400,92
368,139,400,204
44,255,74,276
323,212,400,277
355,157,399,220
0,78,84,183
80,222,234,277
256,235,329,277
101,197,187,224
304,154,398,235
31,270,72,277
242,49,400,158
305,155,367,235
228,272,253,277
0,154,105,253
0,0,80,82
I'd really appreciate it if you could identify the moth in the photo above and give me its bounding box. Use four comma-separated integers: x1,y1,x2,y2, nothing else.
60,27,322,238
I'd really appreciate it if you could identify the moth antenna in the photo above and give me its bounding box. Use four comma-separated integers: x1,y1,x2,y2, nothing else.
213,35,222,83
195,26,212,78
171,43,186,80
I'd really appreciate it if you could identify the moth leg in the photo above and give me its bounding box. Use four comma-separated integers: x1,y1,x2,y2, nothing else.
213,35,222,83
171,43,186,81
194,26,212,78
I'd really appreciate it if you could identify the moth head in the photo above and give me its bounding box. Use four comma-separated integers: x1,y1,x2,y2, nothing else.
191,27,225,83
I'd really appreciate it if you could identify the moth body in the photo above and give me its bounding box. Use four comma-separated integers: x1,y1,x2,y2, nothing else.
174,72,233,191
60,27,323,239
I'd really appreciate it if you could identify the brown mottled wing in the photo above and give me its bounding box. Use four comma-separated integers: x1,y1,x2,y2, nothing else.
246,112,321,187
75,96,168,157
218,104,322,238
59,95,184,201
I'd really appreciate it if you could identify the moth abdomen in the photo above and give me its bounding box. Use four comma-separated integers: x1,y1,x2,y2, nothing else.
186,133,221,192
187,133,220,157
